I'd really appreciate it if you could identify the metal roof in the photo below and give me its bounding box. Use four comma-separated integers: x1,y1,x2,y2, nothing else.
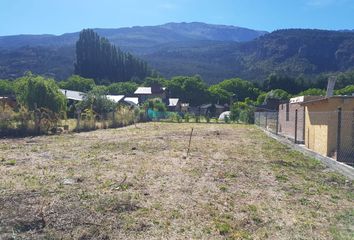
60,89,85,101
106,95,125,103
168,98,179,107
124,97,139,105
300,96,354,105
134,87,166,95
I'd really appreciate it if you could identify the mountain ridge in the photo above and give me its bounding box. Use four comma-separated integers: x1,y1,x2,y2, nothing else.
1,23,354,84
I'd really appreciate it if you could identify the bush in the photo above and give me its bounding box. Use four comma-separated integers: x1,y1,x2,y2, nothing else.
184,113,190,123
195,115,200,123
224,115,230,123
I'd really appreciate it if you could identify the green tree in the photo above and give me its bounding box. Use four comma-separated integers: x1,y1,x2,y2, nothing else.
167,75,210,106
209,78,261,104
335,85,354,95
58,75,96,92
76,86,116,118
75,29,151,84
143,77,167,87
107,82,138,95
0,80,14,95
14,74,66,113
265,89,290,101
230,98,256,123
298,88,326,96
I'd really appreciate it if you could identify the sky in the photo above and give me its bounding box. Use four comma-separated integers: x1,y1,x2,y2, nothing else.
0,0,353,36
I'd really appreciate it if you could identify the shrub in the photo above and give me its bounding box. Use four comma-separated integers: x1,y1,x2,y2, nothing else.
184,113,190,123
224,115,230,123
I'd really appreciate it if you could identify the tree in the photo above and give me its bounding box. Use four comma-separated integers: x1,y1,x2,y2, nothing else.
0,80,14,95
75,29,151,84
209,78,261,104
107,82,138,95
265,89,290,101
335,85,354,95
167,75,210,106
58,75,96,92
143,77,167,87
14,73,66,113
76,86,116,118
230,98,256,123
298,88,326,96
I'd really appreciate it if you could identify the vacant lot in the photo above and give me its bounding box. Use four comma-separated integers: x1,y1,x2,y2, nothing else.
0,123,353,239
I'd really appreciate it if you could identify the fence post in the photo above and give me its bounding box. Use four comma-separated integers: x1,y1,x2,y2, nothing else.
265,112,268,129
303,107,306,143
76,109,81,132
275,111,279,135
294,109,298,143
336,107,342,161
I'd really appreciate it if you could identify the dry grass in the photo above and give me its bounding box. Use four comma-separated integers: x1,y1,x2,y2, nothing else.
0,122,353,239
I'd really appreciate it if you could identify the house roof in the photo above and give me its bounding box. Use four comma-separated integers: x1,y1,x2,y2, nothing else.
106,95,125,103
301,96,354,106
289,96,323,104
168,98,179,107
200,103,224,109
134,87,166,95
60,89,85,101
124,97,139,105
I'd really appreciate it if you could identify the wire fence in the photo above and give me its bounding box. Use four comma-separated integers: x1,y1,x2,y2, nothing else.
255,108,354,167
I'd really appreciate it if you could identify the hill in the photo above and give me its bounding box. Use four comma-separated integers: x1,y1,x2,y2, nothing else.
141,29,354,83
1,23,354,84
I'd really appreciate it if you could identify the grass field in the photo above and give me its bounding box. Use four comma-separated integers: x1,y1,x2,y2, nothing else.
0,123,353,239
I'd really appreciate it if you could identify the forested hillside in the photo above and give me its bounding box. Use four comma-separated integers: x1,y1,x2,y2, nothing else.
1,23,354,84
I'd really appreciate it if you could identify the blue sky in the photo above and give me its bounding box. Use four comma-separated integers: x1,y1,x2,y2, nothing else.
1,0,353,36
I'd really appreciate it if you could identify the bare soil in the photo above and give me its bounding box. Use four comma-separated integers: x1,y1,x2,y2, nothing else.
0,123,353,239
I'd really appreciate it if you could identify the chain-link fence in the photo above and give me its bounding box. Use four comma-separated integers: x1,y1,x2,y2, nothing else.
256,108,354,167
254,111,278,134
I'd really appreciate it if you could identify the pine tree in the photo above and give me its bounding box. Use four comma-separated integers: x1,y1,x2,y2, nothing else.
74,29,151,84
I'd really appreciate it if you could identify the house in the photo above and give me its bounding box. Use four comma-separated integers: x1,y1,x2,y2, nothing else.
134,84,167,104
60,89,85,102
123,97,139,106
0,95,17,108
106,95,125,103
255,98,283,112
278,96,322,143
200,103,225,117
168,98,180,112
301,96,354,165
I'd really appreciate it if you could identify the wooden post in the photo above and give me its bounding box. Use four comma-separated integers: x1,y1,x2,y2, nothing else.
187,128,194,157
265,112,268,129
294,109,298,143
76,109,81,132
336,107,342,161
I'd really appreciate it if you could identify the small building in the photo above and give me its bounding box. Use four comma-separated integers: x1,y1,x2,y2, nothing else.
255,98,283,112
134,84,166,104
123,97,139,106
301,96,354,165
0,95,17,108
278,96,322,143
60,89,85,102
200,103,225,117
106,95,125,103
168,98,181,112
180,103,189,113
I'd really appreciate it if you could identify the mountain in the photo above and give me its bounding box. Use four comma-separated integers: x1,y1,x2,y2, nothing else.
140,29,354,83
0,22,266,51
1,23,354,84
